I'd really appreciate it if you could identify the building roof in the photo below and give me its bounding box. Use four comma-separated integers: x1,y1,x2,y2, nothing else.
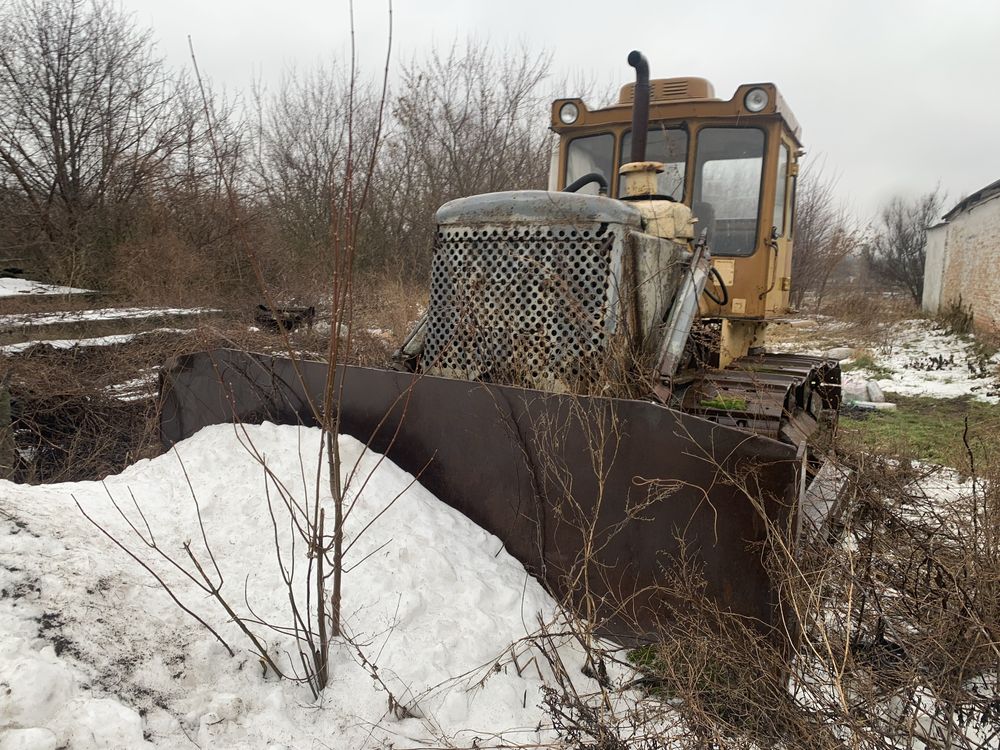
943,178,1000,221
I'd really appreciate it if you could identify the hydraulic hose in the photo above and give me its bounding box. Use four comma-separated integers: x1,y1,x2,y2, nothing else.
704,266,730,306
563,173,608,196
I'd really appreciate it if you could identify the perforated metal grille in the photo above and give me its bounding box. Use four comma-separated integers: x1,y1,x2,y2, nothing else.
423,224,619,388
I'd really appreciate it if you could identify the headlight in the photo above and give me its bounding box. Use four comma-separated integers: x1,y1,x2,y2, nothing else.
558,101,579,125
744,88,769,113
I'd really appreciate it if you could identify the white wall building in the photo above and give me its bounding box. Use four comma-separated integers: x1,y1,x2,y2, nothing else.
922,179,1000,332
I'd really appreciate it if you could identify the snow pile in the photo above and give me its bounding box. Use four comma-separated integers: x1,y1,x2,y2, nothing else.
0,278,92,297
0,423,599,748
0,637,152,749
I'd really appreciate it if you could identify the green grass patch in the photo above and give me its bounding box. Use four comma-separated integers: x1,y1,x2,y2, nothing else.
699,396,748,411
841,351,893,379
839,394,1000,467
628,644,659,670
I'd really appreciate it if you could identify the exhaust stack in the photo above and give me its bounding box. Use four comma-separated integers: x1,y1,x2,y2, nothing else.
620,50,663,201
627,50,650,163
620,51,696,245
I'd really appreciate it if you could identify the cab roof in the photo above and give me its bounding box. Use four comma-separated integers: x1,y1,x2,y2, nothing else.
551,77,802,145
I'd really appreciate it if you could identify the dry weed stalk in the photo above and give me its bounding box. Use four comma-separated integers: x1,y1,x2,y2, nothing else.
183,0,396,694
627,442,1000,748
504,364,999,749
67,2,412,703
0,322,339,483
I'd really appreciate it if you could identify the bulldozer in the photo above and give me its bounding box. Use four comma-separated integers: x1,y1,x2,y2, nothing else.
160,52,842,644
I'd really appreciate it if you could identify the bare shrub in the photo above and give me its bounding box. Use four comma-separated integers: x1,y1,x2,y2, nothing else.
794,445,1000,748
865,188,945,305
0,0,201,285
530,417,999,748
791,163,860,309
937,296,976,337
108,230,228,307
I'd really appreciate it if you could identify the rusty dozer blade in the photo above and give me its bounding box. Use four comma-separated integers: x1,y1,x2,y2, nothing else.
161,350,807,645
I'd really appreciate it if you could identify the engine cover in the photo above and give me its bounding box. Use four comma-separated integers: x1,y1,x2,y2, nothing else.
423,191,689,394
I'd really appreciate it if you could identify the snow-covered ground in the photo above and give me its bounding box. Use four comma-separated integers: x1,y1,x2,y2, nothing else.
862,320,1000,402
770,317,1000,403
3,315,996,748
4,424,991,748
0,329,193,355
0,278,92,297
0,307,216,331
0,424,606,748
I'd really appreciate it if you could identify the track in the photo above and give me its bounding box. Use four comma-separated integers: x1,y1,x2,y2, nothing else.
679,352,842,447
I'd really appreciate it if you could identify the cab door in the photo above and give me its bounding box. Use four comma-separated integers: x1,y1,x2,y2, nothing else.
763,139,795,315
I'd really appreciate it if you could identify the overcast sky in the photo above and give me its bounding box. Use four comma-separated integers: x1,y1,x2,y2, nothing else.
122,0,1000,220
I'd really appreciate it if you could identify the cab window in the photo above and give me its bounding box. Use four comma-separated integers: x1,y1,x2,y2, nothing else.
565,133,614,195
619,126,687,199
774,144,789,236
692,127,765,256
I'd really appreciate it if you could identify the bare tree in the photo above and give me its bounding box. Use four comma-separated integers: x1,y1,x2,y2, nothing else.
252,63,379,275
361,39,553,279
790,164,860,308
0,0,192,283
864,187,944,305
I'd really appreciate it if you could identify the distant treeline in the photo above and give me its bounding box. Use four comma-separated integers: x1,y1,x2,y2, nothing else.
0,0,554,303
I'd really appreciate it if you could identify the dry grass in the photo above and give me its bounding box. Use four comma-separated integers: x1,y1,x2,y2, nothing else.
353,275,426,339
820,290,922,329
0,292,413,485
541,436,1000,749
0,272,425,485
107,233,237,308
765,317,853,355
5,337,168,482
0,291,116,317
767,292,927,357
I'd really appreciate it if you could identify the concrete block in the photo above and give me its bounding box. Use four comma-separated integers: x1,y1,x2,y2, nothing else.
866,380,886,403
841,380,869,402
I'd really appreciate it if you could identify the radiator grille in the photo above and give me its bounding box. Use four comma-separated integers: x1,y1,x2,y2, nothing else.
423,225,617,388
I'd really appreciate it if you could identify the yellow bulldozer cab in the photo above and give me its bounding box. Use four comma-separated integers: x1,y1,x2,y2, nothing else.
549,78,802,320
